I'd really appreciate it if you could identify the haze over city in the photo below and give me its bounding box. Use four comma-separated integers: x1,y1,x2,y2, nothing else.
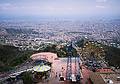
0,0,120,20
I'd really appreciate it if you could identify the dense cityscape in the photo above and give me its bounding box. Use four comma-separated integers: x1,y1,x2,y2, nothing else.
0,19,120,51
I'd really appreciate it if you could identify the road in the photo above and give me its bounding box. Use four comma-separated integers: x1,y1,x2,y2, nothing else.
0,60,34,82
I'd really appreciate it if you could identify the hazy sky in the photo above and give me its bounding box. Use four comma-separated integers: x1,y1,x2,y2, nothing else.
0,0,120,18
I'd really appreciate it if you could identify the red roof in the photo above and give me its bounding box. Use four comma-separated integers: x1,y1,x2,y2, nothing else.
96,68,113,73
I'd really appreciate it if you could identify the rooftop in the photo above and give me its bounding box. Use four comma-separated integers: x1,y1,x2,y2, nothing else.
90,72,120,84
96,68,113,73
30,52,58,63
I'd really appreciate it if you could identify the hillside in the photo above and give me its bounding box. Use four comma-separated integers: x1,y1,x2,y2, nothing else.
0,45,33,72
105,46,120,68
